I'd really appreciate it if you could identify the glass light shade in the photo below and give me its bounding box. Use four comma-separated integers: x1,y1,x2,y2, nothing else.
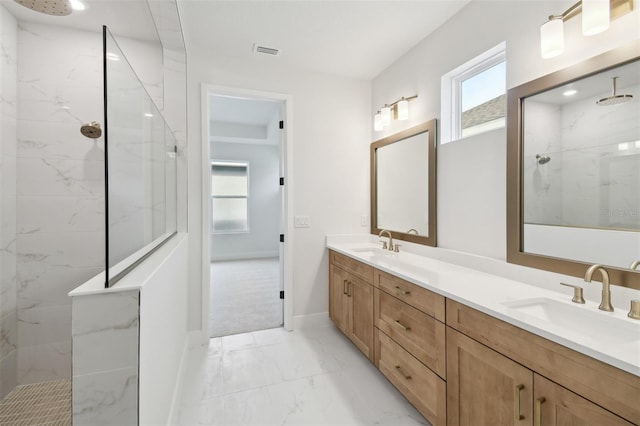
582,0,610,35
540,18,564,59
374,112,383,131
397,99,409,120
381,105,391,126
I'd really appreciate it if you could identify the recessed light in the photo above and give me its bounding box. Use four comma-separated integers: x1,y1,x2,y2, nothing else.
144,113,154,118
106,52,120,61
563,89,577,96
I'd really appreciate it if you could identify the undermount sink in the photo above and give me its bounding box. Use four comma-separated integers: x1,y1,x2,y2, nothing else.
348,246,393,256
502,297,640,346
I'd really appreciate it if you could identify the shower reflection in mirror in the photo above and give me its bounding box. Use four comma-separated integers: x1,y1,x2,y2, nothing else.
521,58,639,270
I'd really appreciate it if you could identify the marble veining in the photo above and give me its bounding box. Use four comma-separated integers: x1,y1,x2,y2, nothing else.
72,290,139,424
177,326,428,426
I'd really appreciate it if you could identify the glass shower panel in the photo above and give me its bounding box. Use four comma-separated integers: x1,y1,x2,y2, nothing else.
104,27,177,287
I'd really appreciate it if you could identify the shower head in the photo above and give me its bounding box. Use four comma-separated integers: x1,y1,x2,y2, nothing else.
536,154,551,165
14,0,72,15
597,77,633,106
80,122,102,139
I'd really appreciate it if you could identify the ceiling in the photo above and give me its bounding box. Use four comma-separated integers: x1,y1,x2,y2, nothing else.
1,0,160,41
210,95,281,126
178,0,471,80
2,0,472,81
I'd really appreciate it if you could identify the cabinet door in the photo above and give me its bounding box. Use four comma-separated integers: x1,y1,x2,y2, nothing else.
329,265,348,334
447,327,533,426
347,274,374,361
534,374,634,426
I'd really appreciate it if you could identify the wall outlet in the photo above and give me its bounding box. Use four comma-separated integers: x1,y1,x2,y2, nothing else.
360,215,368,226
294,216,311,228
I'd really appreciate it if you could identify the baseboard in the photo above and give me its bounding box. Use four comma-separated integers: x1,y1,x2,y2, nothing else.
210,251,279,262
167,331,199,424
293,312,331,330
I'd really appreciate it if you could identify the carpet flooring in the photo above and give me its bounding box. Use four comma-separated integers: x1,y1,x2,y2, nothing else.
209,258,282,338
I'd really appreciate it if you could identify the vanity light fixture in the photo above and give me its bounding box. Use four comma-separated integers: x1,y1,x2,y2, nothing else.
373,111,383,131
373,95,418,131
540,0,633,59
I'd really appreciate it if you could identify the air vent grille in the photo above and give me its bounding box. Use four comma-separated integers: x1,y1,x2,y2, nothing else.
253,44,280,56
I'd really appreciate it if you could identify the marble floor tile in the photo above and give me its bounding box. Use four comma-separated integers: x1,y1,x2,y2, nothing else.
177,325,430,426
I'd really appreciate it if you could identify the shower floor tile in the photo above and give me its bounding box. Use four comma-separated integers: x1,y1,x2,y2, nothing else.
0,379,71,425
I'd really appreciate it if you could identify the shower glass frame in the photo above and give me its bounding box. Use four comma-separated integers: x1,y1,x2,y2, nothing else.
103,26,177,288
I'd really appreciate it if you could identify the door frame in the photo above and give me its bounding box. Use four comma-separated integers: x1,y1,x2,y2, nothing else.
200,84,294,343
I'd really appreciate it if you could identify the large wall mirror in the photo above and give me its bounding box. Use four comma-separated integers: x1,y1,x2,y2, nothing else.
371,119,436,246
507,42,640,289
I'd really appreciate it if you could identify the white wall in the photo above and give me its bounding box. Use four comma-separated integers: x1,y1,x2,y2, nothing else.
186,51,371,328
209,141,280,261
372,0,640,262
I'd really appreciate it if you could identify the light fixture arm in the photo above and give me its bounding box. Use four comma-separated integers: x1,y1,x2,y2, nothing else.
549,0,583,21
388,94,418,108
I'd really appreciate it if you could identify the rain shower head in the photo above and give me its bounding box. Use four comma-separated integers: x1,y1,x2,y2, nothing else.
536,154,551,165
597,77,633,106
13,0,72,16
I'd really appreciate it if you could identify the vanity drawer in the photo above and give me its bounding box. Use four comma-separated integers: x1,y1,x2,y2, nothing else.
376,270,445,322
376,329,446,426
330,250,374,283
446,299,640,424
375,288,446,378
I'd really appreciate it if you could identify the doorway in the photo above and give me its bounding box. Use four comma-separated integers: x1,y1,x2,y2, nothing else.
202,88,292,338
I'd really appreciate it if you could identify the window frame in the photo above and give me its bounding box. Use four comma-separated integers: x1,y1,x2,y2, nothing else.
210,160,250,234
441,42,506,144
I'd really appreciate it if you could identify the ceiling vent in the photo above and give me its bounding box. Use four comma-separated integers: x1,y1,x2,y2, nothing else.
253,44,280,56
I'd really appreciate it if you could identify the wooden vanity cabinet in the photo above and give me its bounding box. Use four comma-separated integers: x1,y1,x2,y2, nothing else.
328,251,639,426
446,299,639,426
329,251,374,361
374,270,447,426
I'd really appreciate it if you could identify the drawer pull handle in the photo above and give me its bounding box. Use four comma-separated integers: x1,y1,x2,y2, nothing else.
347,281,352,297
394,320,410,331
395,286,410,296
343,280,348,295
514,384,524,421
394,365,411,380
535,397,545,426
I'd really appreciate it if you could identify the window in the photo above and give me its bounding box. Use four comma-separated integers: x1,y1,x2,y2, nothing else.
441,42,506,143
211,161,249,233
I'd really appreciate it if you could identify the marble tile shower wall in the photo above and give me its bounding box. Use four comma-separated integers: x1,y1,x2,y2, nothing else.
14,21,164,385
523,85,640,229
0,5,18,400
16,22,105,385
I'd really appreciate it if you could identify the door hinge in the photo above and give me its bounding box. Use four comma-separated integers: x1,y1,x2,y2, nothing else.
279,290,285,299
279,177,284,186
280,234,284,243
279,120,284,129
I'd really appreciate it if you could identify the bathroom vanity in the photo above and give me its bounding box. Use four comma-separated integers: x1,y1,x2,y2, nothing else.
327,238,640,426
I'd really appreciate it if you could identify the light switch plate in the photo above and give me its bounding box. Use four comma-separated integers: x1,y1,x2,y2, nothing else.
294,216,311,228
360,215,368,226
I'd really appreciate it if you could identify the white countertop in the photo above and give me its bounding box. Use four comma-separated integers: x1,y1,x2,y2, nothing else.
327,235,640,376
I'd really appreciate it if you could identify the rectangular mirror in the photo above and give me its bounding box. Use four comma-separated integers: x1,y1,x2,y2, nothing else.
371,119,436,246
507,42,640,289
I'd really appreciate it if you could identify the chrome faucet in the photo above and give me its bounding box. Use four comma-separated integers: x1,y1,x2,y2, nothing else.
630,260,640,270
378,229,394,251
584,264,614,312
